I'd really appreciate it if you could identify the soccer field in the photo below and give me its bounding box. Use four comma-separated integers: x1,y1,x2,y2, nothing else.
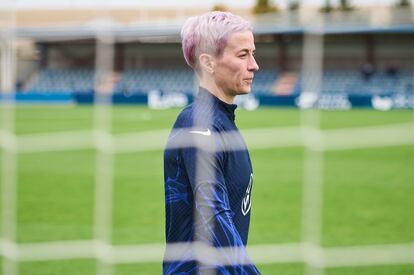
1,105,414,274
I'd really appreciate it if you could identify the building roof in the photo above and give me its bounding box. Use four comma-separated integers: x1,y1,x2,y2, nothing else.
2,6,413,42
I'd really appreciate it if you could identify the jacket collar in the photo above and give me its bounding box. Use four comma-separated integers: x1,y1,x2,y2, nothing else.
197,87,237,121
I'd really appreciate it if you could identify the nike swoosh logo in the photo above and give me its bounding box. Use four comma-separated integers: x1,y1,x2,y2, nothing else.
189,129,211,136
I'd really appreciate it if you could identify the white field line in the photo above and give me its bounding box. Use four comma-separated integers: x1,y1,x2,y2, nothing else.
1,123,414,153
0,130,94,153
1,239,414,267
321,123,414,150
322,243,414,267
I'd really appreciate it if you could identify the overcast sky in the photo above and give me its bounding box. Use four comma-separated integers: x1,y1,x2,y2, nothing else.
2,0,401,9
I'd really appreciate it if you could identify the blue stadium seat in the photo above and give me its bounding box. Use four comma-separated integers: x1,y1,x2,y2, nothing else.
26,68,94,93
25,67,413,96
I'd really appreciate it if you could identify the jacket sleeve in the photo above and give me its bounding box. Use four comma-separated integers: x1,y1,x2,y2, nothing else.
181,130,260,274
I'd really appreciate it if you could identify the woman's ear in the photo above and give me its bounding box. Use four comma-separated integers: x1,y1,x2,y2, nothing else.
198,53,215,75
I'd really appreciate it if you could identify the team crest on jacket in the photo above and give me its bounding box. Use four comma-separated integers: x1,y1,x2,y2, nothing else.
241,173,253,216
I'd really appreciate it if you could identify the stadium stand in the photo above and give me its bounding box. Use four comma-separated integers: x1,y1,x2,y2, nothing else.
292,69,413,96
114,68,195,94
27,68,95,93
25,67,413,96
25,67,280,95
251,69,279,95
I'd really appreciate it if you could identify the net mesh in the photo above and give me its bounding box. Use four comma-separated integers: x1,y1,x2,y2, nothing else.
1,3,414,275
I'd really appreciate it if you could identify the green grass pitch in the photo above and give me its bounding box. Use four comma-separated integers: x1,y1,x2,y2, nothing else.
0,105,413,274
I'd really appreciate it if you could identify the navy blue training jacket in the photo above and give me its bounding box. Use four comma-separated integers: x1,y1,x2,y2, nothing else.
163,87,260,274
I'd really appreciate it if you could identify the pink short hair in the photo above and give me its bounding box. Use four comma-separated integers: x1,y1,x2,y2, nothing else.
181,11,252,71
